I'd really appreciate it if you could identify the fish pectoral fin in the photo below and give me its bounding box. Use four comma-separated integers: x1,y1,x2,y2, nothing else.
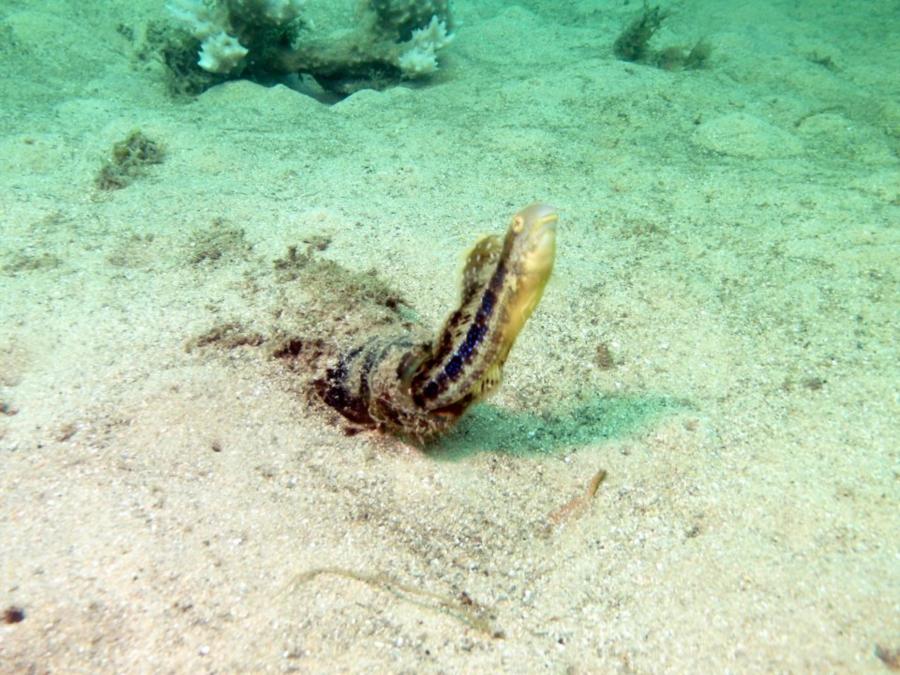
471,362,504,401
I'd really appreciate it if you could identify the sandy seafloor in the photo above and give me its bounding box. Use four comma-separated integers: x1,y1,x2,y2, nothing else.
1,0,898,672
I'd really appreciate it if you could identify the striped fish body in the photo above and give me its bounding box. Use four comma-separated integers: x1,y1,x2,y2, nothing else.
409,203,558,413
315,203,558,439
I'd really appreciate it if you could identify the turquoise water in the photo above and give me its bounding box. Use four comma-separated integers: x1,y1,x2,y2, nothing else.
1,1,897,671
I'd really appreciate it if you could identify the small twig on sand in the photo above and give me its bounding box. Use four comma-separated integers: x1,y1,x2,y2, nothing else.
284,567,504,638
543,468,608,536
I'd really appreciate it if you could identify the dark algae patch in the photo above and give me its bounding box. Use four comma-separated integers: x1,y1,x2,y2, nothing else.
613,5,710,71
96,130,165,190
613,5,669,63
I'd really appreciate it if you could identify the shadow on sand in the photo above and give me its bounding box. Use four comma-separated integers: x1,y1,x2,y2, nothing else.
426,393,688,460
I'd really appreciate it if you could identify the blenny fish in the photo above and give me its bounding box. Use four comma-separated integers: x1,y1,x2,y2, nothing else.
315,203,558,439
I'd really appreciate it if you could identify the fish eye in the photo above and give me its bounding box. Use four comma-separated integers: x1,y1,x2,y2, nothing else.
511,216,525,234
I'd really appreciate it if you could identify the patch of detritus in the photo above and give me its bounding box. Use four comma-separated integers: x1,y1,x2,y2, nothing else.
284,568,503,638
95,130,165,191
1,211,68,274
594,342,617,370
1,251,62,275
613,5,711,71
186,236,415,431
186,219,253,265
185,322,265,352
780,374,828,393
271,236,407,322
107,233,159,269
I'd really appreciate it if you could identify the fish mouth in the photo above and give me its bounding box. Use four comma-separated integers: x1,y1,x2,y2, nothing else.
538,209,559,225
537,212,557,229
530,204,558,227
524,212,557,274
533,209,558,247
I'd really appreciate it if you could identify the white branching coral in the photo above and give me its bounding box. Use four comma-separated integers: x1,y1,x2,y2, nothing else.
163,0,456,92
167,0,218,37
396,16,454,78
197,31,248,73
168,0,305,75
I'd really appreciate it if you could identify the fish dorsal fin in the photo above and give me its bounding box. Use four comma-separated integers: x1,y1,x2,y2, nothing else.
424,234,502,369
461,234,502,305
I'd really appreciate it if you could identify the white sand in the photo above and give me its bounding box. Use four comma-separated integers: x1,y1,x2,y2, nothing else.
1,0,898,672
